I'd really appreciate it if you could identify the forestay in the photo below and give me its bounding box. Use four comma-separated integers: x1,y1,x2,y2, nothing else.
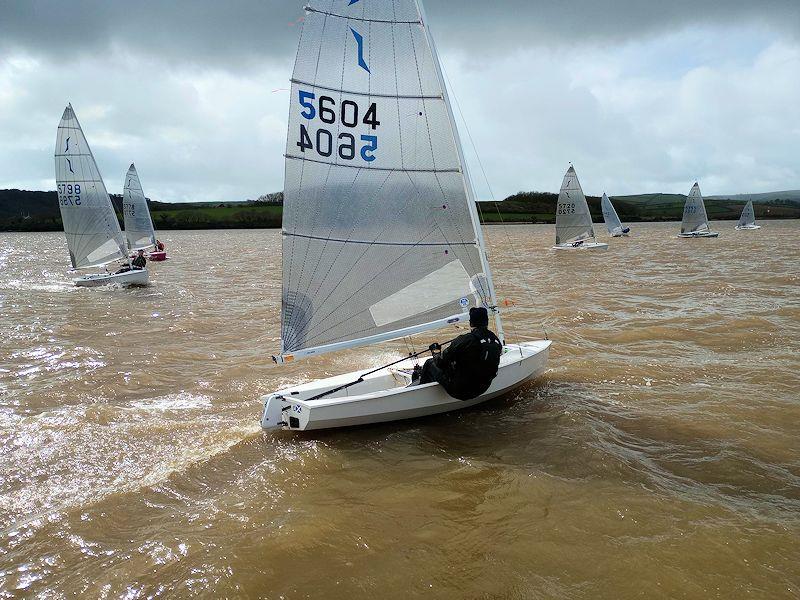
681,183,710,233
123,164,157,251
55,104,127,269
279,0,496,359
601,193,624,235
555,166,595,245
738,200,756,228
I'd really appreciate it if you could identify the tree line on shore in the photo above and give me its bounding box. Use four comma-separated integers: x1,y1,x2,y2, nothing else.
1,188,799,232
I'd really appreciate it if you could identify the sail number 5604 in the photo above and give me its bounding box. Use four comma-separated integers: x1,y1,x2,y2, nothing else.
297,90,379,162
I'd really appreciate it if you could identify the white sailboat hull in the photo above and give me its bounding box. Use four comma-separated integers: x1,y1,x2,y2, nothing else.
74,268,149,287
677,231,720,238
261,340,550,432
735,224,761,230
552,242,609,251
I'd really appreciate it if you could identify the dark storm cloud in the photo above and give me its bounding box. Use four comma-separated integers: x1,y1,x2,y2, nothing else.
1,0,798,67
0,0,306,68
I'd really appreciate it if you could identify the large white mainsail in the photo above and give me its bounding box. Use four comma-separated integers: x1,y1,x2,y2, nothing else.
123,164,157,251
601,193,627,236
737,200,757,228
555,166,596,245
279,0,499,361
681,182,711,234
55,104,127,269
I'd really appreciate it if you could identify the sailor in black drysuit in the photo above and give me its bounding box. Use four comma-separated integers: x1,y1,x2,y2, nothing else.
115,250,146,274
417,306,502,400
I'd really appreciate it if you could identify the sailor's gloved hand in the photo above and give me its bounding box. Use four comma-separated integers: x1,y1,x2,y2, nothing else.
429,343,441,353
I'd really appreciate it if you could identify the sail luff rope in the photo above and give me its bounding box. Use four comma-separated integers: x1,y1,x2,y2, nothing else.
439,67,549,344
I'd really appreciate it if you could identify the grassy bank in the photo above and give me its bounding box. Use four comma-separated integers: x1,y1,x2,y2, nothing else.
2,189,799,232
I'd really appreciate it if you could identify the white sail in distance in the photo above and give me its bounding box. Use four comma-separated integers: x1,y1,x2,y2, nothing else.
123,164,157,251
737,200,756,228
601,193,625,235
54,104,127,269
279,0,496,359
681,182,711,234
555,166,595,245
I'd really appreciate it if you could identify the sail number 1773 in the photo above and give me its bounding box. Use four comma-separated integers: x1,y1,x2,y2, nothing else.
297,90,379,162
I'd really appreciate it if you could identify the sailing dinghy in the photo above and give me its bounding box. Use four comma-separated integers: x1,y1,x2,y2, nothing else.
123,164,167,260
735,200,760,230
601,193,630,237
260,0,550,432
678,182,719,238
55,105,148,287
552,166,608,251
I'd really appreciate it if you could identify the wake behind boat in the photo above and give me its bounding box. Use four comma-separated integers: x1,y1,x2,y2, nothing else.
601,193,630,237
55,105,149,287
678,182,719,238
735,199,761,230
259,0,550,433
552,166,608,251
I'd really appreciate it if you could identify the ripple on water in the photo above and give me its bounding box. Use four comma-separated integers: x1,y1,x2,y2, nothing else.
0,225,799,597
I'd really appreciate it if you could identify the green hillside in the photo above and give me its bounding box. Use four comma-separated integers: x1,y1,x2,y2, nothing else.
2,188,799,232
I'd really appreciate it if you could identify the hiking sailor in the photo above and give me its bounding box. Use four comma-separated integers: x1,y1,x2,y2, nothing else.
114,249,146,274
416,307,503,400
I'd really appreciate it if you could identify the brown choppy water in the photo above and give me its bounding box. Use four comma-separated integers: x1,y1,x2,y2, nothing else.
1,222,799,598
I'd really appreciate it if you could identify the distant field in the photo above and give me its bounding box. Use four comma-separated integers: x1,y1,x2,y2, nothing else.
150,205,282,229
1,188,799,231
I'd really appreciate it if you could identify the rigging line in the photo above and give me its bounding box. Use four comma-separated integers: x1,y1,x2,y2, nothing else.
439,67,541,342
285,154,459,173
283,11,331,339
290,78,443,100
290,222,455,349
426,170,484,289
283,162,337,340
284,9,390,339
300,294,457,350
397,18,485,296
283,232,475,247
294,223,463,348
287,44,467,348
284,34,354,338
283,167,393,348
304,6,420,25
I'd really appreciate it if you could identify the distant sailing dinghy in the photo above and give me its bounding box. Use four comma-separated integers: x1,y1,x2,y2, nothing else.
678,182,719,238
259,0,550,432
55,105,148,287
735,200,761,230
123,164,167,261
601,193,630,237
552,166,608,251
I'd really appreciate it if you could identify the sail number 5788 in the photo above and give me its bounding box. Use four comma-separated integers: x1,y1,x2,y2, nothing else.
297,90,379,162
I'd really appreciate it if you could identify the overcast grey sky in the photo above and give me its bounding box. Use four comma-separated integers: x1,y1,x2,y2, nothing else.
1,0,799,201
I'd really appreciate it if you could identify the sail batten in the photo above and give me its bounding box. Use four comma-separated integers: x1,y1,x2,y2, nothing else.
285,154,460,173
280,0,496,358
291,78,443,99
555,166,595,245
54,104,127,269
122,164,157,251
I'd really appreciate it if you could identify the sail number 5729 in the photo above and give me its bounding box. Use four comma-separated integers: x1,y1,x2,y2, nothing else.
297,90,379,162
